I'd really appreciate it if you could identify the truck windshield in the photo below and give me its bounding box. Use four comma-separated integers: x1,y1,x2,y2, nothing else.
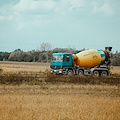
52,55,63,62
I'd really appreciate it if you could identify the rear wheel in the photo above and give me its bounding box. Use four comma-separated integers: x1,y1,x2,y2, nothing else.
101,71,108,76
93,71,99,76
67,70,73,76
78,70,84,75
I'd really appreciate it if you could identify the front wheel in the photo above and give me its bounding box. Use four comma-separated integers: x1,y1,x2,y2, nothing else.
67,70,74,76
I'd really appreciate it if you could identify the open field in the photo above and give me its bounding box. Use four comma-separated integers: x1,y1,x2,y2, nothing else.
0,84,120,120
0,61,50,73
111,66,120,75
0,61,120,120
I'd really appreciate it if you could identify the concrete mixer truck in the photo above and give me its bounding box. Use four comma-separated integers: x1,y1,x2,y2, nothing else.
50,47,112,76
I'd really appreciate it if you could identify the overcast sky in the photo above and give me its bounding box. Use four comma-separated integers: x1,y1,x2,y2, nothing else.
0,0,120,52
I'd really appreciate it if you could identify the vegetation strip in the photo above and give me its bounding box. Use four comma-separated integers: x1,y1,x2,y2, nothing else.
0,72,120,85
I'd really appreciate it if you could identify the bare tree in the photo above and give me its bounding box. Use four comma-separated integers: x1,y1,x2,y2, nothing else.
40,42,52,70
40,42,51,52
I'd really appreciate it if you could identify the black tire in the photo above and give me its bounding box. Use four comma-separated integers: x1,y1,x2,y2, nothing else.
78,70,84,75
67,70,73,76
101,71,108,76
93,71,99,76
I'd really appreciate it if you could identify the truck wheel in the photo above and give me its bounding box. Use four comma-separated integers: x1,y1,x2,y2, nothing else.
93,71,99,76
67,70,73,76
78,70,84,75
101,71,108,76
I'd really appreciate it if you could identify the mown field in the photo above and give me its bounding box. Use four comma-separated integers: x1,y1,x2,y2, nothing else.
0,61,49,73
0,61,120,120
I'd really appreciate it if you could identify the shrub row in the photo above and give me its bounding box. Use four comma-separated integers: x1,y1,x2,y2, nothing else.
0,72,120,85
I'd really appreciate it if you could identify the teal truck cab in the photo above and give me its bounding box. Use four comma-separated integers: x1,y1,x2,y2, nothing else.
50,53,74,74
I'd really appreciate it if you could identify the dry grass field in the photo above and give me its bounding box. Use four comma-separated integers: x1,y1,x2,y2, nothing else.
111,66,120,75
0,84,120,120
0,61,120,120
0,61,50,73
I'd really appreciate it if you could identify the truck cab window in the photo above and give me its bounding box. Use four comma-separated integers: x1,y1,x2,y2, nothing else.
58,55,63,62
52,55,63,62
64,55,70,62
52,55,57,61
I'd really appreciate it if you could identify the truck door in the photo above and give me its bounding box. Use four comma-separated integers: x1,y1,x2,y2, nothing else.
63,55,72,67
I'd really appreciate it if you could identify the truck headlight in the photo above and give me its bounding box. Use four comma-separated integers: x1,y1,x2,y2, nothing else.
59,69,62,73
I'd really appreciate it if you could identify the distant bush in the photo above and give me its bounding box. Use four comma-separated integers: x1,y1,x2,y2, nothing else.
0,52,10,61
111,52,120,66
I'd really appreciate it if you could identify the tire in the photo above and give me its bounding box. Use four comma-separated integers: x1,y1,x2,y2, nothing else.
78,70,84,75
101,71,108,76
67,70,73,76
93,71,99,76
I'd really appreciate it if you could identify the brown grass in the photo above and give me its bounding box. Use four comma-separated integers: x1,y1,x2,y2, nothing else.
111,66,120,75
0,84,120,120
0,61,50,73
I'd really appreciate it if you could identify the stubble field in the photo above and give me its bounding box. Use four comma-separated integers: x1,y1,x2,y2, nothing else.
0,61,120,120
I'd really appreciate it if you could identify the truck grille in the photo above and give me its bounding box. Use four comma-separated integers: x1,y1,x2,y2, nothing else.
50,66,62,70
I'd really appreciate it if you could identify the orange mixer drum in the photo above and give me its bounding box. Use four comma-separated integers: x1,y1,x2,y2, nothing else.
76,49,105,68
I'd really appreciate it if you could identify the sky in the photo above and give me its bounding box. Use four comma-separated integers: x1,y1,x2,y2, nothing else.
0,0,120,53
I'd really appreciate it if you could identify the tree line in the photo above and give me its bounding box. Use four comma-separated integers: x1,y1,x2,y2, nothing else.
0,47,77,62
0,44,120,66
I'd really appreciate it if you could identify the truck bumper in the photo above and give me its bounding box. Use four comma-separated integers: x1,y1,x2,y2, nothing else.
51,69,63,74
